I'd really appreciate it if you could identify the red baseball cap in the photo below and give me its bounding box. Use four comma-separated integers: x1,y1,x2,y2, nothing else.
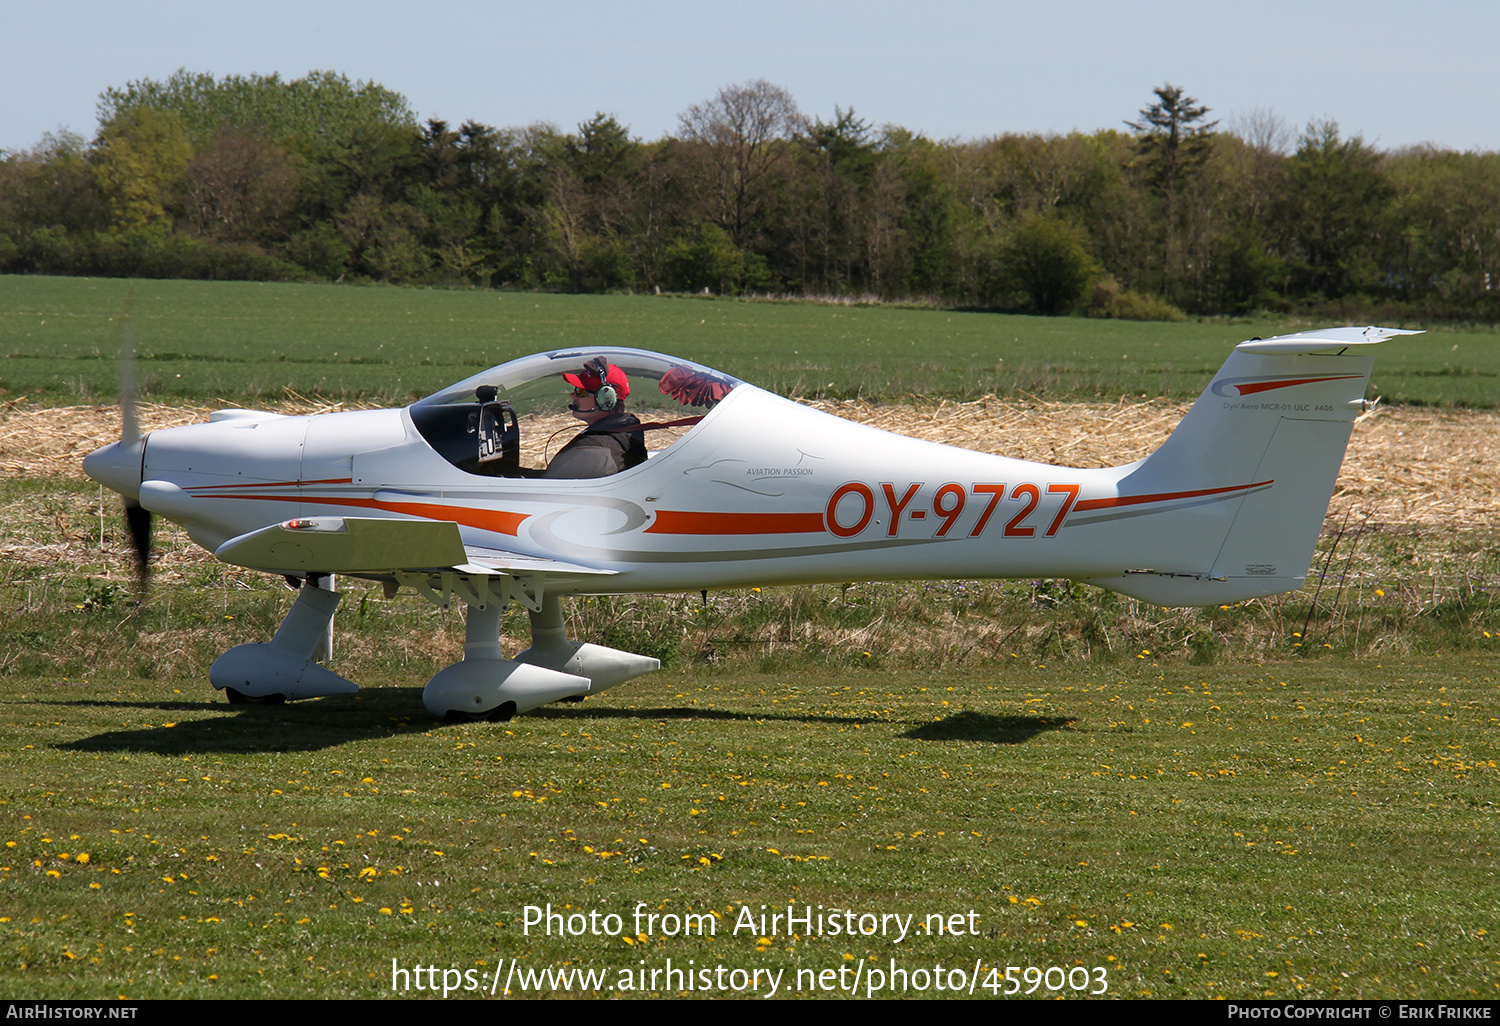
564,361,630,400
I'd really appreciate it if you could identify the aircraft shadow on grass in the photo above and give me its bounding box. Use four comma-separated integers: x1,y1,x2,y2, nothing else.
901,710,1075,744
49,688,435,755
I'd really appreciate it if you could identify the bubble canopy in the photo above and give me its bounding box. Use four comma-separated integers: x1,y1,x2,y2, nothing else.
408,348,742,476
414,348,740,415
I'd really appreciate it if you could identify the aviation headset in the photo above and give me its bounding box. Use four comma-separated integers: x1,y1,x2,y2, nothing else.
574,357,620,412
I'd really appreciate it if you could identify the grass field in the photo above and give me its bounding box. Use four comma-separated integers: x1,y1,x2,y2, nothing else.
3,276,1498,406
3,655,1498,1000
0,275,1496,999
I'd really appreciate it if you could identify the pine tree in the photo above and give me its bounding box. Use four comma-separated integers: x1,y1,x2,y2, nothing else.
1126,84,1218,298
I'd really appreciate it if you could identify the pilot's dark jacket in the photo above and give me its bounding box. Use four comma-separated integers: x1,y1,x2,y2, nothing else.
543,411,647,478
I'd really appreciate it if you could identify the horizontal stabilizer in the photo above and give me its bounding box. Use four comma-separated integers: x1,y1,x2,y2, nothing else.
1235,325,1421,355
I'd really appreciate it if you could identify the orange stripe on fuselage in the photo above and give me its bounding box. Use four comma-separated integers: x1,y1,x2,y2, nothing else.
340,497,529,537
1073,480,1270,511
188,490,528,536
646,510,826,535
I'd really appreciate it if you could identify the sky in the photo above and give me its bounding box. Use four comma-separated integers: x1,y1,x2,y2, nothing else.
4,0,1499,155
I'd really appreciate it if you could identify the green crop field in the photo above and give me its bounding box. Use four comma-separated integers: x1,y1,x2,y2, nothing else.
3,275,1497,406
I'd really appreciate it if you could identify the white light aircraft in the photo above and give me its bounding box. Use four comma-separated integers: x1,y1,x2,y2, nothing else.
83,326,1414,720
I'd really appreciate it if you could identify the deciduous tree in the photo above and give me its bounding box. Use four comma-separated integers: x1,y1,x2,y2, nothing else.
98,69,414,148
186,127,298,241
1001,214,1100,314
678,80,803,247
94,106,194,232
1276,120,1389,298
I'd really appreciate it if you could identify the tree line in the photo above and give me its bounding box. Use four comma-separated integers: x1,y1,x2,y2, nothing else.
3,71,1497,322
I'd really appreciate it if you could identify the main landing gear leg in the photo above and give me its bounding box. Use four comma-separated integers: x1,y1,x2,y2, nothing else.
209,581,359,703
403,574,664,722
516,594,662,694
420,588,590,722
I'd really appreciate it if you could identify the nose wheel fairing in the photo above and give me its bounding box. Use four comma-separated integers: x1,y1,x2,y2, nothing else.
208,584,358,702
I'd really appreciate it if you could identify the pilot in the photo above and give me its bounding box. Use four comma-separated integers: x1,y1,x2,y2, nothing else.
543,358,648,478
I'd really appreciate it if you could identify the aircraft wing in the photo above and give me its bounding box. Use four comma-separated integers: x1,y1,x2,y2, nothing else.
460,545,616,576
214,516,614,577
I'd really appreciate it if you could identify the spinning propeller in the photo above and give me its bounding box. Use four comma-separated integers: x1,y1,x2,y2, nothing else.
83,302,153,595
119,323,153,592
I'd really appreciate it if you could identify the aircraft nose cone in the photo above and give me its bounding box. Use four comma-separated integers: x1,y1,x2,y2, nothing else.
83,439,145,501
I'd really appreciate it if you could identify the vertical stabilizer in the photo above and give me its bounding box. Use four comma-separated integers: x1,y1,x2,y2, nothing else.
1083,326,1414,604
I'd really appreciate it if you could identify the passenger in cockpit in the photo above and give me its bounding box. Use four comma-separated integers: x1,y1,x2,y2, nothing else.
543,358,648,478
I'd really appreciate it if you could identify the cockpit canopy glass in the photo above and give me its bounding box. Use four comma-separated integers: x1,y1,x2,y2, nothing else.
409,348,741,476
